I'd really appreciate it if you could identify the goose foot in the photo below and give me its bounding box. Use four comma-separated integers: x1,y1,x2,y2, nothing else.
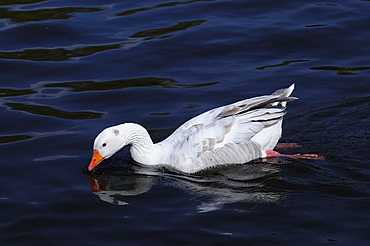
274,143,302,149
266,150,325,160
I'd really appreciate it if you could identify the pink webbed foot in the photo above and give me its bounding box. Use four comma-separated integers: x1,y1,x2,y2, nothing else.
265,150,325,160
290,153,325,160
274,143,302,149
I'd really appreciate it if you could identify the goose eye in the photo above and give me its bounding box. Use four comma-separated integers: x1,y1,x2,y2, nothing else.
102,143,107,147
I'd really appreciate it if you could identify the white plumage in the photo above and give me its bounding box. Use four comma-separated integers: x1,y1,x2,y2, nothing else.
88,84,297,173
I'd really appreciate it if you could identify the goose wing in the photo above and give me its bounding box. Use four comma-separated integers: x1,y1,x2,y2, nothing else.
160,84,296,172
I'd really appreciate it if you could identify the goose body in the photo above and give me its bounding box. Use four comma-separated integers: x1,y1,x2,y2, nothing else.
88,84,297,173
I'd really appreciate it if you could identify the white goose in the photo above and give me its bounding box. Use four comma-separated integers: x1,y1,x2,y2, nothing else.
88,84,304,173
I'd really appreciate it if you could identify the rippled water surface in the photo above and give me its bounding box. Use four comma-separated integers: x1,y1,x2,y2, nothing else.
1,0,369,245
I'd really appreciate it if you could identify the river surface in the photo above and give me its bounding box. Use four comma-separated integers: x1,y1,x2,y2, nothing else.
0,0,369,245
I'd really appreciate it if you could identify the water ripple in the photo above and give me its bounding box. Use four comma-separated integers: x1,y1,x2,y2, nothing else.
130,20,207,39
0,43,121,61
5,102,104,120
0,130,81,144
43,77,219,92
0,0,47,5
0,6,103,23
309,65,370,75
0,88,36,97
254,59,311,70
116,0,213,17
0,134,33,144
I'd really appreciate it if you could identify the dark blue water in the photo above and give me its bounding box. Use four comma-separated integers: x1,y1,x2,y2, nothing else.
1,0,369,245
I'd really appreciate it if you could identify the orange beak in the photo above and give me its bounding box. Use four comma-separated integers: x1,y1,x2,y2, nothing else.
88,149,105,171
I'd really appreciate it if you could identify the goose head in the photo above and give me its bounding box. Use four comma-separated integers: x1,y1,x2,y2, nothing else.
88,126,128,171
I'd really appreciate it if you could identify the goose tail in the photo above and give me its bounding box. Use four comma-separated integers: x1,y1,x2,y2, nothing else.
272,83,296,107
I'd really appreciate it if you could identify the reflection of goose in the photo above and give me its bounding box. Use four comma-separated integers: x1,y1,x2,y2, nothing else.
165,162,284,212
88,84,313,173
89,161,283,212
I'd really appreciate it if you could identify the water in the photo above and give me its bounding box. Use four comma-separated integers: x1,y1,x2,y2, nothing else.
1,0,369,245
